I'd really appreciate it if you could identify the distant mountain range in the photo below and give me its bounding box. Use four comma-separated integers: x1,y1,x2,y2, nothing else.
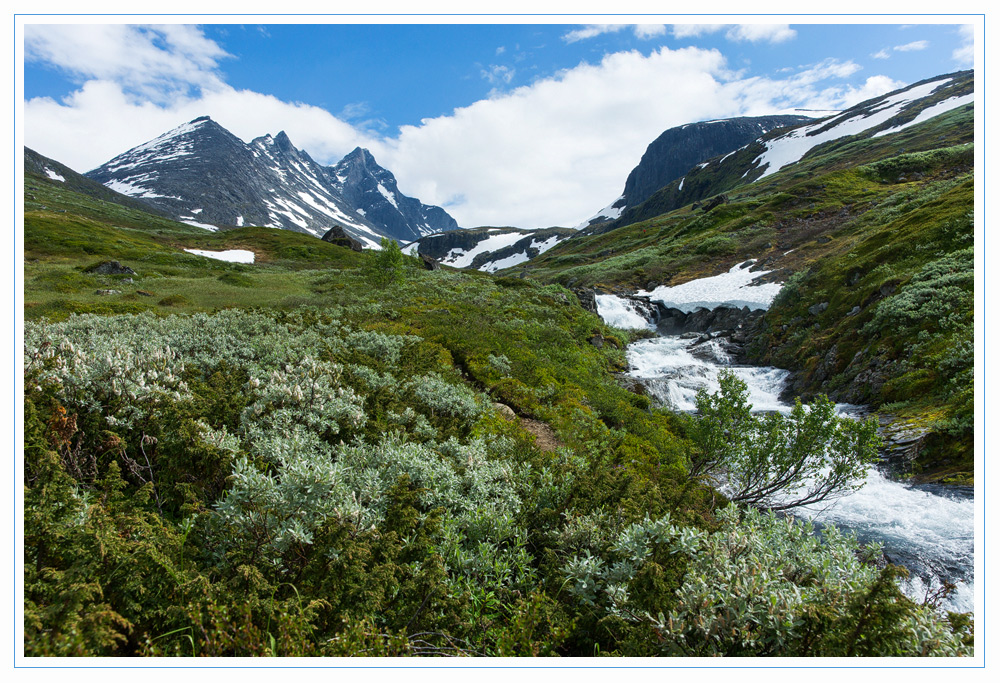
84,116,458,247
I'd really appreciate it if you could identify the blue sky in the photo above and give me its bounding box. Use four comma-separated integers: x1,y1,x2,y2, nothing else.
21,18,979,228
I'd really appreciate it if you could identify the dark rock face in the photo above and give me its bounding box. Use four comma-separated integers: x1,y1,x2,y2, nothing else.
623,116,809,208
326,148,458,244
580,115,809,230
653,304,765,336
574,289,598,315
85,117,458,246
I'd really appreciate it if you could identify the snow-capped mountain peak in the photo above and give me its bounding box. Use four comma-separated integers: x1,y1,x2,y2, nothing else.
85,117,458,245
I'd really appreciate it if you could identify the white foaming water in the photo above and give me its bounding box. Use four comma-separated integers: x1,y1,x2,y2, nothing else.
787,469,974,614
595,294,655,330
598,294,975,614
627,336,791,413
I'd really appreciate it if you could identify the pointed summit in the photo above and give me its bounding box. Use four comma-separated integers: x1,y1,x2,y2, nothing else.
327,147,459,242
83,117,458,246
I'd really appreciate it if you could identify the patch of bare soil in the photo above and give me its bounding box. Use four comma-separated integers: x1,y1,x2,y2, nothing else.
520,418,564,452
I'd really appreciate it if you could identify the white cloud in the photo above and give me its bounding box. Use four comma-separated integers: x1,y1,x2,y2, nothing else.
632,25,668,40
953,25,974,65
376,52,882,228
671,24,726,39
562,24,667,43
25,81,377,173
894,40,929,52
871,49,890,59
672,24,796,44
24,24,229,103
726,24,797,44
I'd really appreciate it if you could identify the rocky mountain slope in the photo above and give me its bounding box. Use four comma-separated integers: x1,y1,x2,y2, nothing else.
405,226,575,273
84,116,458,247
578,115,810,230
586,70,973,234
326,147,458,244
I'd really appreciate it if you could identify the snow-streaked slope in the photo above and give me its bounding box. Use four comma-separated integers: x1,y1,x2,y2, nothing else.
479,235,565,273
441,231,527,268
753,77,956,180
576,196,625,229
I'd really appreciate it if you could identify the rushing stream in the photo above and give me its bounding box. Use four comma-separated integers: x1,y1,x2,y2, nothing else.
596,293,975,614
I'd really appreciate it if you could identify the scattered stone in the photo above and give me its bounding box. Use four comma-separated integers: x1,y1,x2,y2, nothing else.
321,225,364,252
807,301,829,316
847,305,862,316
86,260,136,275
95,289,121,296
136,290,153,297
493,402,517,421
589,333,605,349
420,254,440,271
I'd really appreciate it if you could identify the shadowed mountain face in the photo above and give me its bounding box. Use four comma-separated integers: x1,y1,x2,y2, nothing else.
578,115,810,230
326,147,458,244
85,117,458,247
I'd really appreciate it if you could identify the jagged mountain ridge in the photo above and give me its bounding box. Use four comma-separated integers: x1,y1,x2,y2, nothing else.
84,116,458,247
327,148,458,244
578,115,811,230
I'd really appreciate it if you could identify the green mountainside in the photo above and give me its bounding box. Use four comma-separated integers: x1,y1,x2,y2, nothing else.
519,89,974,484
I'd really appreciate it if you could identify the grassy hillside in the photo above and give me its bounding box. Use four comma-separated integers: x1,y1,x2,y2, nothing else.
21,148,973,656
519,105,974,483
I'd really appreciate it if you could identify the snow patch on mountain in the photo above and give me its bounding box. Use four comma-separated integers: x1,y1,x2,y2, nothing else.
376,183,399,209
184,248,255,263
640,260,783,312
576,196,625,229
441,231,528,268
478,234,566,273
753,77,955,180
872,93,974,138
44,168,65,182
180,219,220,232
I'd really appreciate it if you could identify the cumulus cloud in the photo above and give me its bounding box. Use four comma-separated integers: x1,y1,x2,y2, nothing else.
562,24,667,43
375,52,884,228
894,40,929,52
953,25,974,65
726,24,797,44
23,24,900,229
24,24,229,103
672,24,796,44
871,49,890,59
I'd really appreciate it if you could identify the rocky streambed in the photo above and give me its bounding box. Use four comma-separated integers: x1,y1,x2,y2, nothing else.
593,291,975,614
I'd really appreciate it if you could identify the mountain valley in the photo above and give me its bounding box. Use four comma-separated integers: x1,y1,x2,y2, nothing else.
21,67,978,658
